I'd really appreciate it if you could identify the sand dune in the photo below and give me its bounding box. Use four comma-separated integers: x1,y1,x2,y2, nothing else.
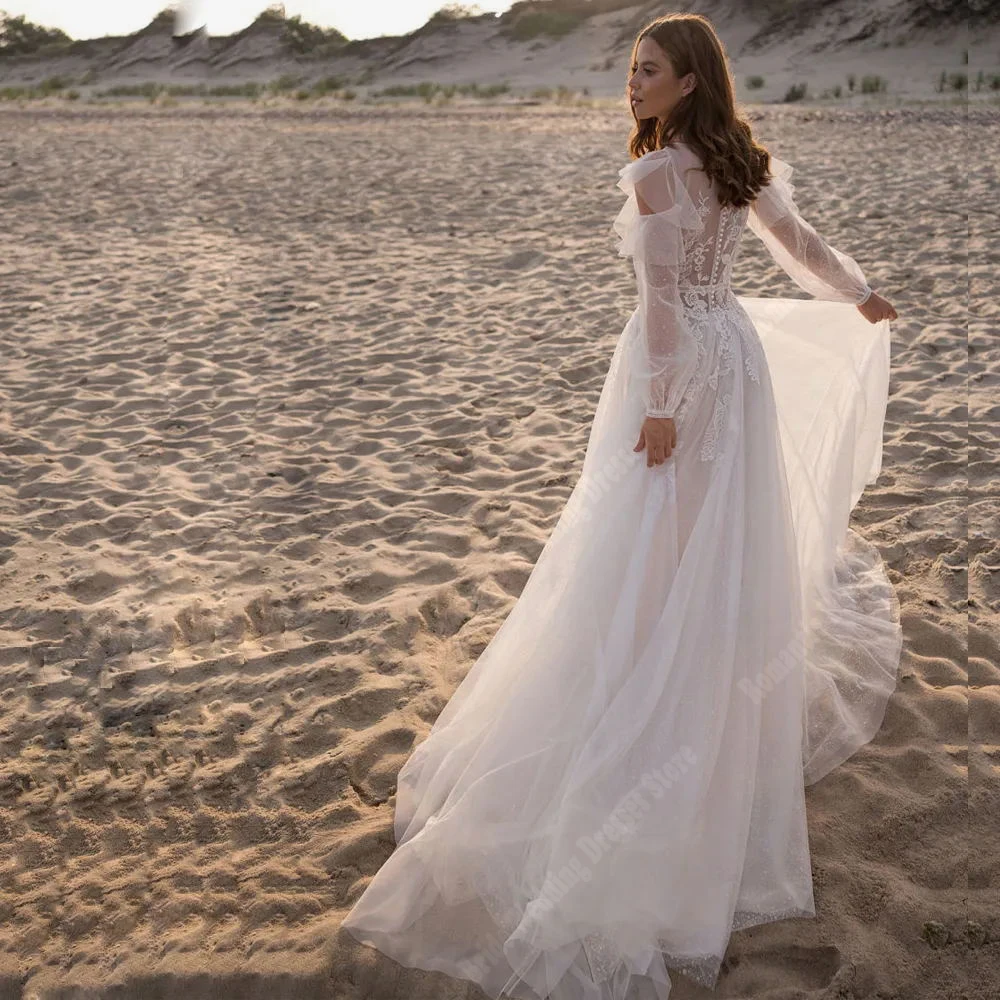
0,0,987,108
0,100,992,998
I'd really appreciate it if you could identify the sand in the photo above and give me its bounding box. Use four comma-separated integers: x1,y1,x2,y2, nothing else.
0,100,993,999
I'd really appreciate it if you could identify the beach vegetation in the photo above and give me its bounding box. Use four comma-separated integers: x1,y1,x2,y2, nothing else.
860,74,887,94
269,73,304,93
527,84,595,107
428,4,489,26
936,70,967,92
211,83,263,97
745,75,765,90
156,83,265,98
258,3,286,21
372,81,509,102
311,75,345,95
94,82,163,99
281,14,348,55
782,82,807,102
38,74,70,93
0,11,71,55
501,10,583,42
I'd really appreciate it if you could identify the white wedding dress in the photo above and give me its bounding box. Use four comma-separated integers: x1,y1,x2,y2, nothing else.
340,143,903,1000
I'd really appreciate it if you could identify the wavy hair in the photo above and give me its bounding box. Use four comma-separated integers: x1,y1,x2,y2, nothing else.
627,13,772,208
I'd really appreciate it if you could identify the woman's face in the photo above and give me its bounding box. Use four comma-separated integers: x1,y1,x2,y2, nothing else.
627,36,696,124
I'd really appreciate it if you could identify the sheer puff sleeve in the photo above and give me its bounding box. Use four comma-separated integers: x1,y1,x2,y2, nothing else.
613,147,705,421
748,154,873,306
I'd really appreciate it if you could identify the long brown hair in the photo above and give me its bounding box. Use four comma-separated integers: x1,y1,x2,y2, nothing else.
627,13,771,208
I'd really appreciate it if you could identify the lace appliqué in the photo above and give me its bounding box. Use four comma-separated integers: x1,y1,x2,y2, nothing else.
669,202,765,463
698,308,739,462
699,390,732,462
645,200,764,463
684,189,714,279
676,305,762,463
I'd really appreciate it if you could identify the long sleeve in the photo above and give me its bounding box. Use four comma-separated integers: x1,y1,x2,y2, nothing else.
747,155,873,305
612,149,705,421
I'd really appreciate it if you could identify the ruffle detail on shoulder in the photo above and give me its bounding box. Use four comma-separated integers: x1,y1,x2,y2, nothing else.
767,153,794,184
751,153,799,229
765,153,795,197
612,147,705,267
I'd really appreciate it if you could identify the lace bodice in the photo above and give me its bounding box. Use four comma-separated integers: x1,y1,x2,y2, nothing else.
668,145,751,297
612,143,874,420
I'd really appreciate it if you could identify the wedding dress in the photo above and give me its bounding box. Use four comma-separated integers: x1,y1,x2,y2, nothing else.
340,143,903,1000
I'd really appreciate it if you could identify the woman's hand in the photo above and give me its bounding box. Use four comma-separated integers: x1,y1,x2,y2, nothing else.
857,290,897,323
634,416,677,467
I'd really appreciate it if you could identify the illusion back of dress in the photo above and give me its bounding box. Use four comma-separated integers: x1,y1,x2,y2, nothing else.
613,141,875,423
667,142,750,308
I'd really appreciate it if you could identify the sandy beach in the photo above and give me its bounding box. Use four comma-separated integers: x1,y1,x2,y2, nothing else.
0,100,993,998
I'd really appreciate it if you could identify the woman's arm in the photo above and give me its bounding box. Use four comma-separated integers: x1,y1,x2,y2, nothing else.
747,155,873,305
624,152,703,420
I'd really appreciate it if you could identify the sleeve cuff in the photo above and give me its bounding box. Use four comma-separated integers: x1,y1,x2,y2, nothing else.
645,410,675,420
857,285,873,305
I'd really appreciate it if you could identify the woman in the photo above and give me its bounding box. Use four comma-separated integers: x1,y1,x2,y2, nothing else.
341,13,903,1000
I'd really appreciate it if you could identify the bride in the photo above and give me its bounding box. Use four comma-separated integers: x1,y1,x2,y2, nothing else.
341,12,903,1000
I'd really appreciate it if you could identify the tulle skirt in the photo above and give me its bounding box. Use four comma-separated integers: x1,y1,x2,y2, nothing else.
340,293,903,1000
